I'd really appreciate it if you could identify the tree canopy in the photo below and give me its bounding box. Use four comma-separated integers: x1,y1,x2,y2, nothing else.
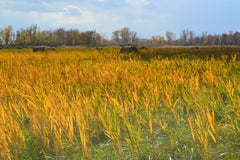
1,25,240,48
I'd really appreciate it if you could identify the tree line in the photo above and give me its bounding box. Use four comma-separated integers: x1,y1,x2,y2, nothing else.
1,25,240,48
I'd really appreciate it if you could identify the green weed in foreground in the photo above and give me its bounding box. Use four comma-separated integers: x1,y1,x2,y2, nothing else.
0,47,239,159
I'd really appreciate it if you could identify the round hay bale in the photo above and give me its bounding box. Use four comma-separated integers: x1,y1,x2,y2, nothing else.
120,46,139,53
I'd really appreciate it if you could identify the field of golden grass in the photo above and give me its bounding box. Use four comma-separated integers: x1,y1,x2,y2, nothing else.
0,47,239,159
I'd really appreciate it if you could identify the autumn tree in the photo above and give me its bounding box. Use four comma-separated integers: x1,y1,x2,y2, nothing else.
0,27,2,47
180,29,190,45
80,30,102,46
27,24,38,45
3,24,240,47
207,34,215,45
151,35,164,46
189,31,195,45
112,27,138,44
112,30,121,44
233,32,240,45
15,29,25,46
1,25,13,46
131,31,138,44
226,31,233,45
65,29,80,45
55,28,65,45
120,27,132,44
165,32,175,45
35,30,49,45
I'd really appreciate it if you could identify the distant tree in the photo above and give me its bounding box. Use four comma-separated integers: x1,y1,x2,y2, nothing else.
0,36,2,47
3,24,240,47
221,33,228,45
137,38,152,46
95,33,103,45
1,25,13,46
151,35,164,46
15,25,40,46
201,32,208,45
215,34,222,45
55,28,65,45
81,31,92,46
15,29,25,46
194,36,202,45
120,27,132,44
207,34,215,45
233,32,240,45
27,24,38,45
0,27,2,46
226,31,233,45
80,30,102,46
65,29,80,45
180,29,190,45
101,34,110,45
189,31,195,45
131,31,138,44
165,32,175,45
112,27,138,45
112,30,121,44
35,30,48,45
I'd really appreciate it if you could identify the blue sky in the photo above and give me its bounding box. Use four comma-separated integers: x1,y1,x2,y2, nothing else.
0,0,239,38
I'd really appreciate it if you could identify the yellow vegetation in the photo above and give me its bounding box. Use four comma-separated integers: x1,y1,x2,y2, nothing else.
0,48,239,159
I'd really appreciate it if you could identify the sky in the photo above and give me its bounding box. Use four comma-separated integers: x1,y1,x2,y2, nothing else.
0,0,240,38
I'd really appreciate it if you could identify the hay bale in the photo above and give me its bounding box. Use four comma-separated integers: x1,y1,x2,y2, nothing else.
139,46,148,50
120,46,139,53
96,47,103,50
32,46,46,52
48,47,56,50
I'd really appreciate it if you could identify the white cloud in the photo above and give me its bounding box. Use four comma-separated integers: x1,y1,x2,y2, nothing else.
63,5,84,16
0,1,179,38
0,0,8,7
0,3,96,29
28,7,95,27
0,0,165,37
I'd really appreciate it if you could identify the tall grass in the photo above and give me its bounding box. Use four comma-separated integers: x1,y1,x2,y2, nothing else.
0,47,239,159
